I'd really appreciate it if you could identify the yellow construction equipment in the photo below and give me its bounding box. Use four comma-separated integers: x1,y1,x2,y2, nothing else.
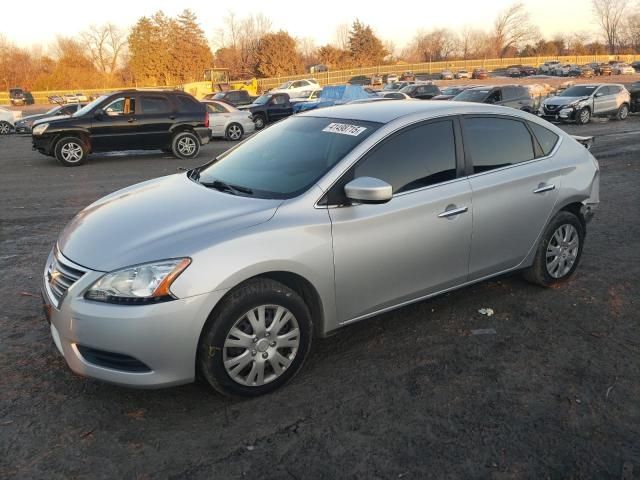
182,68,259,99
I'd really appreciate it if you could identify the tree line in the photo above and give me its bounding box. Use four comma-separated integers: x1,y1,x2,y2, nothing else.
1,1,639,92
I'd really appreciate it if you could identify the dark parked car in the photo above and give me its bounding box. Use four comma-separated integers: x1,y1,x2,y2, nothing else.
452,85,535,112
202,90,254,107
399,83,441,100
32,89,210,166
629,81,640,113
348,75,372,86
238,93,293,129
631,61,640,73
9,88,26,106
15,103,86,133
472,68,488,79
519,66,537,76
432,85,480,101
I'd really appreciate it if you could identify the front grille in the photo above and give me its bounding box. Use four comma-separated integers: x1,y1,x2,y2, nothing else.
46,249,86,306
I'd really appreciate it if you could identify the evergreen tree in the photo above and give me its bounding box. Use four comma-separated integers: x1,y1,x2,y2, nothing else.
348,20,387,66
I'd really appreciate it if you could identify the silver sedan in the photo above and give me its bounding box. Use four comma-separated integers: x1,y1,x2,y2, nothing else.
44,101,599,396
202,100,255,141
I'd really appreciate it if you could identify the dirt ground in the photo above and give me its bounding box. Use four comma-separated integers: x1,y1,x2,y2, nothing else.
1,115,639,479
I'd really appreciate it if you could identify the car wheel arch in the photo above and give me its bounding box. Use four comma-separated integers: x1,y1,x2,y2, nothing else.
54,131,92,153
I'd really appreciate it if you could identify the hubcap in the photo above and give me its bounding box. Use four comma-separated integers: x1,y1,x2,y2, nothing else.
620,106,628,119
580,110,590,123
229,125,242,139
546,224,579,278
60,142,83,162
223,305,300,387
255,117,264,128
0,123,10,134
177,136,196,156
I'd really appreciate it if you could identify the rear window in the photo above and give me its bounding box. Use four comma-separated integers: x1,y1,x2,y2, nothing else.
141,96,171,114
529,122,559,156
175,94,204,113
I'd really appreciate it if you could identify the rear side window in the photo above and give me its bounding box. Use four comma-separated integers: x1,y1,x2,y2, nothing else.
528,122,559,156
464,117,534,173
354,120,457,193
141,96,171,114
175,94,204,113
608,85,622,94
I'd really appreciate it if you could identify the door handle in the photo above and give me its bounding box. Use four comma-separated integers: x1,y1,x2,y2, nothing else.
533,183,555,194
438,206,468,218
127,117,135,123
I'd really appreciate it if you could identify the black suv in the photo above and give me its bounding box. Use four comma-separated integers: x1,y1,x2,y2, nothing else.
32,90,210,166
9,88,26,106
202,90,254,106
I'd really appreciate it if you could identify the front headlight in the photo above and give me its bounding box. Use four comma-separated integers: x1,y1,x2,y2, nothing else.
32,123,49,135
85,258,191,305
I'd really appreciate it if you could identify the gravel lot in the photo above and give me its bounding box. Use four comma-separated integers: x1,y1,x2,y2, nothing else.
1,114,639,479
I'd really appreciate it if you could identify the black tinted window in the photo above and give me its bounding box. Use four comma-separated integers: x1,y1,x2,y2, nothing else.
464,117,534,173
141,96,171,114
175,94,204,113
354,120,457,193
528,122,559,156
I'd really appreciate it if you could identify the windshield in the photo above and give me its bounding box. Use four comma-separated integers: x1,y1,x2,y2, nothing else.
253,95,271,105
441,87,462,96
558,86,598,97
277,81,292,90
46,106,62,114
453,89,489,102
212,92,226,99
74,95,108,117
195,116,381,199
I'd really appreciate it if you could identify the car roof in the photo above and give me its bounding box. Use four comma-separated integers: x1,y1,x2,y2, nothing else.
299,99,532,124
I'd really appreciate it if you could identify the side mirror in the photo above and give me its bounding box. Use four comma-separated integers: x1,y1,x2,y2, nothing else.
344,177,393,204
595,92,603,98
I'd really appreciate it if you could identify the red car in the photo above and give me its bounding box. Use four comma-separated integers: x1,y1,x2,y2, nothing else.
472,68,488,79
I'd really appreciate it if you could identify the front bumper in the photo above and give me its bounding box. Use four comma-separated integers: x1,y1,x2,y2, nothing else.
539,105,577,122
32,135,56,155
42,249,227,388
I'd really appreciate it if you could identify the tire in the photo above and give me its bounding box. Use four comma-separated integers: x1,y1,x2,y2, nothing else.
54,136,88,166
575,107,591,125
253,114,266,130
615,103,629,121
0,121,12,135
161,148,173,154
197,278,313,397
171,131,201,159
523,211,585,287
225,123,244,141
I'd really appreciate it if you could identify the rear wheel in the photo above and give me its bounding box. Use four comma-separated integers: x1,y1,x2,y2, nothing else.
171,131,200,159
0,121,12,135
575,107,591,125
225,123,243,141
523,211,585,287
55,136,88,166
197,278,313,397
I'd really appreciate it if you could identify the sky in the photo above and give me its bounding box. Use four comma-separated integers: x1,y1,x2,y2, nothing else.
3,0,598,51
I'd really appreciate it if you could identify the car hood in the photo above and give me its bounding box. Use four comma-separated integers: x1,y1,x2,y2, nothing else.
33,114,74,127
431,95,455,100
58,174,282,272
19,113,47,123
544,96,589,106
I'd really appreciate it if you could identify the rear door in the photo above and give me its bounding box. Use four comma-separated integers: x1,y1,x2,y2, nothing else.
137,94,175,148
329,118,473,322
90,95,138,151
462,116,562,280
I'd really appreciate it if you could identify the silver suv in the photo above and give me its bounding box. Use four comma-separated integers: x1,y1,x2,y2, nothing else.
540,83,630,124
43,102,600,396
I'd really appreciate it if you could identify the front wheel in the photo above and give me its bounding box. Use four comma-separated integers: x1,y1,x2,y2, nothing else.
225,123,244,141
615,104,629,121
0,121,12,135
171,131,200,159
55,136,88,166
197,278,313,397
575,107,591,125
253,114,266,130
523,211,585,287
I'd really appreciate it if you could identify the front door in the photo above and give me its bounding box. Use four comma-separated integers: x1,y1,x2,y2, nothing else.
593,86,613,114
461,116,562,280
328,119,472,323
90,95,138,151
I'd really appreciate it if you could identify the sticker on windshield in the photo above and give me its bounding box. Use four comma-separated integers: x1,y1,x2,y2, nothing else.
323,123,367,136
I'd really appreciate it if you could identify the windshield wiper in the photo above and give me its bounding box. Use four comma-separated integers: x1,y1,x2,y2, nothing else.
200,179,253,196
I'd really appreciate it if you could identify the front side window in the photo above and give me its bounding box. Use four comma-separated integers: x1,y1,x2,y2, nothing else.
463,117,534,173
104,97,135,116
353,120,457,194
195,117,380,199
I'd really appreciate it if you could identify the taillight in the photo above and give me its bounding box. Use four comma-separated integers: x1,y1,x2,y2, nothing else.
205,113,210,128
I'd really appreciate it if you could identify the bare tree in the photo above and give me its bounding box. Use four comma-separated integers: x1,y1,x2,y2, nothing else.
82,24,127,74
459,27,490,59
334,23,350,50
592,0,629,53
492,3,538,57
